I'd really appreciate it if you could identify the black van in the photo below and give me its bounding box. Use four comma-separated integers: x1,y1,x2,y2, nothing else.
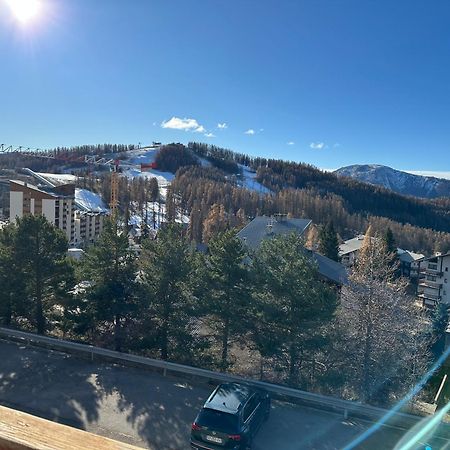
191,382,270,450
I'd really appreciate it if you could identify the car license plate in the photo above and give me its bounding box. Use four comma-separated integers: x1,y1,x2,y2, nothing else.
205,435,223,444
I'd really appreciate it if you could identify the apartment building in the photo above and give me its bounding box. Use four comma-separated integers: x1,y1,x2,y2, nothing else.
10,178,108,247
417,253,450,307
9,180,75,243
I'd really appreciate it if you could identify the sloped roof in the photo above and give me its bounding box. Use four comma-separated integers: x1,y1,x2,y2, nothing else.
309,250,349,285
237,216,347,285
237,216,311,250
397,248,425,263
339,235,366,256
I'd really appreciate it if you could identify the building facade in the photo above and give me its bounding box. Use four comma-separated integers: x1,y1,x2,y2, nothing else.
9,179,108,247
9,180,75,243
417,253,450,307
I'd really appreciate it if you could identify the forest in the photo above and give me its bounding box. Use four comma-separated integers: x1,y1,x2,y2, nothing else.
0,215,439,407
1,141,450,254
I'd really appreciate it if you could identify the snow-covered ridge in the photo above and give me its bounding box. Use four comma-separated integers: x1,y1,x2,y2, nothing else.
334,164,450,199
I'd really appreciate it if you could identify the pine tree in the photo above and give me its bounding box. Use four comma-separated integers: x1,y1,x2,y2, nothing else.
139,224,203,362
0,224,25,326
202,229,252,370
82,219,138,351
318,222,340,261
252,233,338,386
13,215,74,335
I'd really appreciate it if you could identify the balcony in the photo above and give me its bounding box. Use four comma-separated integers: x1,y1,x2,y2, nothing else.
418,280,443,289
418,292,441,302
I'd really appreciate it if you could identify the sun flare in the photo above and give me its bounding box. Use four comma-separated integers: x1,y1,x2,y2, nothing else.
6,0,41,24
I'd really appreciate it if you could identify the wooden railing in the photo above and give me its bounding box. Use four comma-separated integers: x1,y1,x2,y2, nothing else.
0,405,143,450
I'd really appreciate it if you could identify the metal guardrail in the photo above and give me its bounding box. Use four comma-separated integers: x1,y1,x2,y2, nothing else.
0,327,431,431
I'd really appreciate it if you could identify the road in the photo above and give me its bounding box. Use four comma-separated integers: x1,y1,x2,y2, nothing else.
0,339,444,449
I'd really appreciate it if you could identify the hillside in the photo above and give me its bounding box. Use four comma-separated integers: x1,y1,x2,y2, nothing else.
2,142,450,254
334,164,450,199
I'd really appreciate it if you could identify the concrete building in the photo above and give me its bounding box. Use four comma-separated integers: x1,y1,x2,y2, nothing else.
9,180,76,243
417,253,450,307
9,176,109,247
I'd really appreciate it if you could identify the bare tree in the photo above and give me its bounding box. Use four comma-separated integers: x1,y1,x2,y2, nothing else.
336,227,431,405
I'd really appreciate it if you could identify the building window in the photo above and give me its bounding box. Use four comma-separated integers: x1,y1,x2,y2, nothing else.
429,263,438,270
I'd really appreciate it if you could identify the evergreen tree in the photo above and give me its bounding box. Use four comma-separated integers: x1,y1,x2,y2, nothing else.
382,227,398,268
139,224,203,362
13,215,73,335
0,224,25,326
82,220,138,351
318,222,339,261
202,229,252,370
252,233,338,386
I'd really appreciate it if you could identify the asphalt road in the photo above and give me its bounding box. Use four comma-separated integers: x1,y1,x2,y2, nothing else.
0,339,445,450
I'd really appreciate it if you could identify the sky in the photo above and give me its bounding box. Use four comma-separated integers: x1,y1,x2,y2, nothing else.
1,0,450,172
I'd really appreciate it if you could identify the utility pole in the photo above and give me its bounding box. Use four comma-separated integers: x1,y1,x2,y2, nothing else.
110,160,119,220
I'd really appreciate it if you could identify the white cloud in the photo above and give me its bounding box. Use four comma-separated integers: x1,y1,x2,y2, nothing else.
310,142,325,150
333,143,341,148
259,128,264,132
287,141,295,146
161,117,205,133
204,132,216,138
217,123,228,129
244,129,256,135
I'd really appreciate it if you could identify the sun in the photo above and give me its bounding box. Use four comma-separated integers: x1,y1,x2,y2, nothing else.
5,0,42,24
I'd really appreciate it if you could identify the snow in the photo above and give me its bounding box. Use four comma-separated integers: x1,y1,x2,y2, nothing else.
75,189,109,213
36,173,78,184
121,168,174,186
124,148,158,165
405,171,450,181
128,201,189,235
238,165,271,194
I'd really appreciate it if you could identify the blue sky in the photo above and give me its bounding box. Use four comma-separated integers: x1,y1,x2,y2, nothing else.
1,0,450,171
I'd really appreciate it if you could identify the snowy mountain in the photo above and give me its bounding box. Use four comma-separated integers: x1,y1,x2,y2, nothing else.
334,164,450,199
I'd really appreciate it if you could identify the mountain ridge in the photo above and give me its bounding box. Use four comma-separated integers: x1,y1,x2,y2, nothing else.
334,164,450,199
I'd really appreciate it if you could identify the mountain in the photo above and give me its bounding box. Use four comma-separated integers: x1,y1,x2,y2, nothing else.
334,164,450,199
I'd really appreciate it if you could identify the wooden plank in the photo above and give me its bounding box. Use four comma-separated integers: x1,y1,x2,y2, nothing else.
0,405,143,450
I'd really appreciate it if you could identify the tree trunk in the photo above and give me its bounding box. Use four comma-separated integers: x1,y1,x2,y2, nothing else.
114,314,121,352
362,317,373,402
221,317,230,371
288,344,298,386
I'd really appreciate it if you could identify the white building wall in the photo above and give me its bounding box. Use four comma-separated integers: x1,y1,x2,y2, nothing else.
9,191,23,222
441,255,450,305
42,199,56,224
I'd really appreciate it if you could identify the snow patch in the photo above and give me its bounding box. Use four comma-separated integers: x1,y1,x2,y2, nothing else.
75,189,109,213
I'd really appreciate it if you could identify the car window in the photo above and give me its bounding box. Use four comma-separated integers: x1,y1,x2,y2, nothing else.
197,408,239,434
243,395,259,422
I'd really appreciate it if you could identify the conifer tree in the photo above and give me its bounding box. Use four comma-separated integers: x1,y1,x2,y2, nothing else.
0,224,24,326
139,224,203,361
13,215,73,335
202,229,252,370
82,219,138,351
318,222,340,261
252,233,338,386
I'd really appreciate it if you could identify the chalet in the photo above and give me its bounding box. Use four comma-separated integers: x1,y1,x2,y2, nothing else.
237,215,348,286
